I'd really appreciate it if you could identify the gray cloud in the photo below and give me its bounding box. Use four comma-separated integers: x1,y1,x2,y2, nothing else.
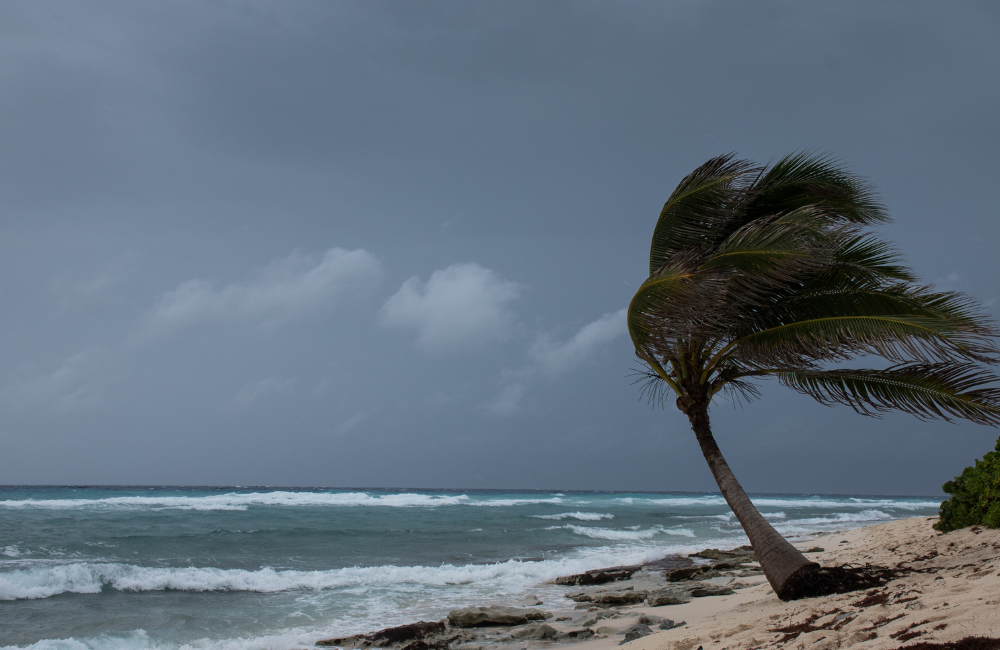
380,262,521,354
3,348,116,412
489,308,629,416
529,308,628,378
2,1,998,492
139,248,383,340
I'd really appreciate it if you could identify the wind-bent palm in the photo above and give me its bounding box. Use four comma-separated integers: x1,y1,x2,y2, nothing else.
628,153,1000,600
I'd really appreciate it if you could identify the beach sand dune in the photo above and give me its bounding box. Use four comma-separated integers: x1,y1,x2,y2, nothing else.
571,517,999,650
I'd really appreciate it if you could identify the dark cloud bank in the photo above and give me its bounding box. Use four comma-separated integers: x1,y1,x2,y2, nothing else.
1,0,998,494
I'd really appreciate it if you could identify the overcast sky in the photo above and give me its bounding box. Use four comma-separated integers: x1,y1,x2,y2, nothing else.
1,0,998,495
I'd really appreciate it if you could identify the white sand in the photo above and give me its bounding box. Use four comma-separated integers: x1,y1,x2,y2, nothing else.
554,517,999,650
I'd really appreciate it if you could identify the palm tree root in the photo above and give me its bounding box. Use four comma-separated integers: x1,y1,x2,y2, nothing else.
776,563,904,600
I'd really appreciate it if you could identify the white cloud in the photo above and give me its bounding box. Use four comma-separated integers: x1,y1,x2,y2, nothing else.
232,376,296,410
487,308,627,416
3,348,115,412
139,248,382,339
529,308,627,377
380,262,521,354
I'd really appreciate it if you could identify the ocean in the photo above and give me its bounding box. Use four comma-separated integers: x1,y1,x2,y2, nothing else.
0,487,940,650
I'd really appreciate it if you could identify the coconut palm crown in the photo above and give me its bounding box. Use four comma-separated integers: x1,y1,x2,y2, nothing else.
628,152,1000,600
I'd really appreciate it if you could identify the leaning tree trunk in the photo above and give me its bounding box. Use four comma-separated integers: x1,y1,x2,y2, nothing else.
685,405,818,600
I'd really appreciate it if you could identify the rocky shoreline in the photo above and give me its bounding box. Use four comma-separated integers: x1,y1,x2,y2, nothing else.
315,519,1000,650
315,545,777,650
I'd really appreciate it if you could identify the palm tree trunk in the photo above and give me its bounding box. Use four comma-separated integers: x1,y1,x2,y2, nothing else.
686,405,818,600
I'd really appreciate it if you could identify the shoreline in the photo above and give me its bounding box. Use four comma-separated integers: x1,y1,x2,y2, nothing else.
320,517,999,650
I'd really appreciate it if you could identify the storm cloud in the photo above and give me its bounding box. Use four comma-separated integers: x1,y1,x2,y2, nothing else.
1,0,998,494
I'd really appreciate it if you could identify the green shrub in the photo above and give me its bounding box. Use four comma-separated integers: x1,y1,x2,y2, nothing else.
934,436,1000,532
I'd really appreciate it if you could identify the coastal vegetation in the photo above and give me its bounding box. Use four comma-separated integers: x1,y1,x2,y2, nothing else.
935,435,1000,532
627,152,1000,599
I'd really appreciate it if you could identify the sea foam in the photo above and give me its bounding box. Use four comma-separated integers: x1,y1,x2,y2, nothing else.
548,524,695,540
530,512,614,521
0,491,937,512
0,628,319,650
620,495,938,510
779,509,895,525
0,492,474,511
0,491,577,512
0,541,711,602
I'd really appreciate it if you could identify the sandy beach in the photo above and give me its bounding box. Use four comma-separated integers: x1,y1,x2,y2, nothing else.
327,517,999,650
549,517,1000,650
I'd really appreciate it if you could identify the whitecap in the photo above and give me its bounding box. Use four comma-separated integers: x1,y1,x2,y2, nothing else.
547,525,694,540
630,496,726,507
618,495,937,510
0,491,582,511
0,492,474,511
777,509,895,526
0,628,318,650
530,512,614,521
0,541,696,601
466,498,564,507
750,497,939,510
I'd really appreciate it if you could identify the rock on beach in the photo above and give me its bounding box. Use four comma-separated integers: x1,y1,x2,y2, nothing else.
317,620,447,648
552,567,639,586
591,589,648,605
317,520,1000,650
645,589,689,606
509,623,557,640
619,624,653,645
447,605,552,628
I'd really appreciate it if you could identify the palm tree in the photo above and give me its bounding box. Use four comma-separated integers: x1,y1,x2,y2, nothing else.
627,152,1000,600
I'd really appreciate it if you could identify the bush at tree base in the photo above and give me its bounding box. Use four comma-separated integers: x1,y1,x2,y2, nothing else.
934,435,1000,532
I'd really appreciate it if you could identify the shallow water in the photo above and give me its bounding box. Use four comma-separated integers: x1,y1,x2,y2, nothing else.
0,486,940,649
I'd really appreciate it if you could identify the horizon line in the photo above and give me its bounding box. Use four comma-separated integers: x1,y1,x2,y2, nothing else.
0,484,943,500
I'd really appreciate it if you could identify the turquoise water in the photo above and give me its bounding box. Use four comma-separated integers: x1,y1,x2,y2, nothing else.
0,487,939,649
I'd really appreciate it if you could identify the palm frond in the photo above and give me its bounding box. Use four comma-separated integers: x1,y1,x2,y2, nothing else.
732,314,996,366
649,154,757,275
714,376,762,407
628,260,730,355
779,363,1000,426
699,207,834,296
630,151,1000,429
825,234,915,283
630,366,675,407
774,285,993,331
744,151,888,226
731,281,998,364
707,210,817,268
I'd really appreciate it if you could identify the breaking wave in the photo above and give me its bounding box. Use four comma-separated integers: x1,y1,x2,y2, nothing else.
549,525,695,540
0,490,938,513
465,498,566,507
0,542,694,602
780,509,895,525
0,492,478,511
0,629,314,650
530,512,614,521
622,495,938,510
